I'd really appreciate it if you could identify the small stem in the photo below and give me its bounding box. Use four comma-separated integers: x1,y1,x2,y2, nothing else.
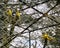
43,38,47,48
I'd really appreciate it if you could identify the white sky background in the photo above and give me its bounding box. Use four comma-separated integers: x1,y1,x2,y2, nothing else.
34,4,50,13
8,0,51,48
24,4,50,14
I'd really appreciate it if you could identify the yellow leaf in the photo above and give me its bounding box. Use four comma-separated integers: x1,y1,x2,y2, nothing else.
16,10,21,17
42,33,53,41
42,33,49,39
6,9,12,16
